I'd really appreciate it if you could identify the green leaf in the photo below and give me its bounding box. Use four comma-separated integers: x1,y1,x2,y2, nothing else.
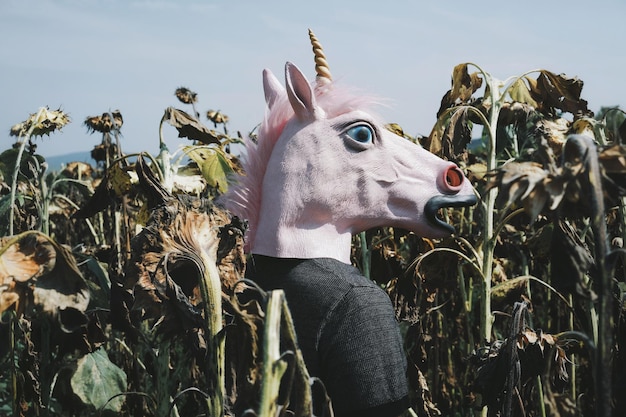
184,146,233,193
70,348,127,412
508,77,538,107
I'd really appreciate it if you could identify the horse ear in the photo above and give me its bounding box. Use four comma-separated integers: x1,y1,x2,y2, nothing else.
262,69,285,109
285,62,321,121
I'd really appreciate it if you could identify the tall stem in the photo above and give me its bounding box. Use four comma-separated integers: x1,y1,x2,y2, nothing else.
258,290,288,416
480,77,501,344
197,238,224,416
9,108,45,235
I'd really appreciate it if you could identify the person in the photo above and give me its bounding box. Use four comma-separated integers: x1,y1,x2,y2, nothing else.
247,254,410,417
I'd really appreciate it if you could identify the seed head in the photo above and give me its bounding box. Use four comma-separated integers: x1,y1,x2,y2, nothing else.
84,110,123,133
175,87,198,105
206,110,229,125
10,107,70,138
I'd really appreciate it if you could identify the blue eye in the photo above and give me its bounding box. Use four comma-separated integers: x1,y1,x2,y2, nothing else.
346,125,374,144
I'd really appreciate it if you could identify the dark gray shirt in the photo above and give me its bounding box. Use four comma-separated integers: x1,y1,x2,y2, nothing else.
248,255,409,417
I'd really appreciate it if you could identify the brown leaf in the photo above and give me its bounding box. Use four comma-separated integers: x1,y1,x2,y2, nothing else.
436,64,483,118
498,102,535,126
127,161,245,339
528,71,590,116
162,107,221,145
32,240,90,315
441,107,472,161
72,170,116,219
0,233,89,317
451,64,483,102
0,234,55,284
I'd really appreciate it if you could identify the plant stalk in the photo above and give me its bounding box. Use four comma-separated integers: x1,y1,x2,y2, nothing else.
258,290,289,417
9,108,45,235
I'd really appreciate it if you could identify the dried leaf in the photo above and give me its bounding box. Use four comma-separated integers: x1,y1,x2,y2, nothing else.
32,240,90,315
0,233,90,318
162,107,220,145
109,164,132,196
0,234,55,284
528,71,589,116
0,234,55,314
450,64,482,104
441,106,472,161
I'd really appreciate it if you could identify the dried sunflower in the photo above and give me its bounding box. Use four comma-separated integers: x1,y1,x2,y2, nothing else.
9,107,70,138
207,110,229,125
84,110,123,133
175,87,198,105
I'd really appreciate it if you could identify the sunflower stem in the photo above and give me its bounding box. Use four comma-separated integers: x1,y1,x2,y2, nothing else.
197,237,224,416
9,108,45,235
258,290,288,417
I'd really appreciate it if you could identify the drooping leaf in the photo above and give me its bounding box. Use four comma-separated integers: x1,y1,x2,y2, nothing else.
450,64,482,103
162,107,221,145
0,233,55,314
508,77,538,108
70,348,127,412
497,102,536,126
436,64,483,118
32,237,90,315
73,175,113,219
0,233,55,284
441,106,472,161
109,163,132,196
425,113,449,156
528,70,590,116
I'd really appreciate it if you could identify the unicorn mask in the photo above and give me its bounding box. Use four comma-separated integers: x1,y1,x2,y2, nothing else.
225,30,477,264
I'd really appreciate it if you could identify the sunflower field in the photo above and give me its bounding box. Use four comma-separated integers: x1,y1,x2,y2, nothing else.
1,65,625,417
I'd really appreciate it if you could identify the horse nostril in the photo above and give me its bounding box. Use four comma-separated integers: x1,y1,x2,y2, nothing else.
442,165,464,192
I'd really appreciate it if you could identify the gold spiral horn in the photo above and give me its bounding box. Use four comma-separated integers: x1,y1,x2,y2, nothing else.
308,29,332,86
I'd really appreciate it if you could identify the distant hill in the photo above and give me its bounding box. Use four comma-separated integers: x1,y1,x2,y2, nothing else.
45,151,94,172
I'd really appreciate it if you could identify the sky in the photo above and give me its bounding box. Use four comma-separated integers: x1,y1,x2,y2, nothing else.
1,0,625,159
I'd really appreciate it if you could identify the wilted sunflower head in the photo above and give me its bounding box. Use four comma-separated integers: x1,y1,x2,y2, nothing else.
206,110,229,125
10,107,70,138
84,110,123,133
175,87,198,105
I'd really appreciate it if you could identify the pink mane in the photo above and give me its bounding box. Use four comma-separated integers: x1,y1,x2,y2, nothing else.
224,80,381,251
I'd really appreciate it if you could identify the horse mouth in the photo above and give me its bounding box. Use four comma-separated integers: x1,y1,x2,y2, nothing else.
424,194,478,235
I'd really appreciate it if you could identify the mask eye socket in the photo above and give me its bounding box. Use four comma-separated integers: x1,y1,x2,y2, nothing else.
346,124,374,144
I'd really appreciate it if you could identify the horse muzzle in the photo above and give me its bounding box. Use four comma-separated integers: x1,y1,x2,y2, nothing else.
424,193,478,235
